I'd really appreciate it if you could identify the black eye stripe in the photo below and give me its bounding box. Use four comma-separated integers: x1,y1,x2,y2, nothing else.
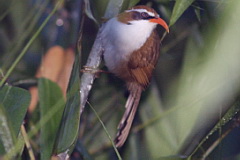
142,15,155,20
132,12,142,20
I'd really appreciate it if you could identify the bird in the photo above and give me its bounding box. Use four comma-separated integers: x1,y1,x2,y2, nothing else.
100,5,169,147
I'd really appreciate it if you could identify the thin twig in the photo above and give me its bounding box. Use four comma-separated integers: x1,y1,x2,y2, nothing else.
201,129,231,160
21,124,36,160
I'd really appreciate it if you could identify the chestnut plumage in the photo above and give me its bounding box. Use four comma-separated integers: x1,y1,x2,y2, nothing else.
101,5,169,147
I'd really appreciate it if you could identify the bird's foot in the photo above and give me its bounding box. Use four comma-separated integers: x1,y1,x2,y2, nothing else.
81,66,109,77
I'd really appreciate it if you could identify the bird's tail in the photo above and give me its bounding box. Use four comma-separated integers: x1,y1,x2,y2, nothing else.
114,84,142,147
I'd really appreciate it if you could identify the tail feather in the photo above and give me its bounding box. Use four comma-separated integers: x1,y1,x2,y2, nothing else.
115,86,142,147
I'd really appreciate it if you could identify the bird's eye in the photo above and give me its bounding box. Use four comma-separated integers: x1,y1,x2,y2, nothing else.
140,12,149,18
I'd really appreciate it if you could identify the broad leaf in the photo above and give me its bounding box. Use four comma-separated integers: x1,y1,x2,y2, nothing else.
0,85,30,155
55,53,81,154
169,0,195,26
54,0,82,156
39,78,65,160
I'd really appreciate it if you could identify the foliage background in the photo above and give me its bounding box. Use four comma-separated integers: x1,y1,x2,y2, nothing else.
1,0,240,160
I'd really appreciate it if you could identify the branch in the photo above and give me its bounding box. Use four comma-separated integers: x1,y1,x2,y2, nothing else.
80,27,104,114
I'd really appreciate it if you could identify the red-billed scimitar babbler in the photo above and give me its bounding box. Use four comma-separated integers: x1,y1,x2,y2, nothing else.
101,5,169,147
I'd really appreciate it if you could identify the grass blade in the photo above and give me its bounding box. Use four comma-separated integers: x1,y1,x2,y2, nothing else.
87,102,122,160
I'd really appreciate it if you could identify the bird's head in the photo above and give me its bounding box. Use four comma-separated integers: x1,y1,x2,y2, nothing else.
117,5,169,33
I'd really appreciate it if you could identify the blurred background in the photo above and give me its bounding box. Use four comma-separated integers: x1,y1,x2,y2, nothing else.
1,0,240,159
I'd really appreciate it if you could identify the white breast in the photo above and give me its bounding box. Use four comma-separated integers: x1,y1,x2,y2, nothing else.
101,17,157,73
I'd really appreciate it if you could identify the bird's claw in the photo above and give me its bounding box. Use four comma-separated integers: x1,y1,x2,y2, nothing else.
80,66,109,78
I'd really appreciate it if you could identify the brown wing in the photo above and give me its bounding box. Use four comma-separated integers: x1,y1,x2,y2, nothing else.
128,29,160,89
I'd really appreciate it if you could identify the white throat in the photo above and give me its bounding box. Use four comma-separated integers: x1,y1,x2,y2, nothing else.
102,17,157,72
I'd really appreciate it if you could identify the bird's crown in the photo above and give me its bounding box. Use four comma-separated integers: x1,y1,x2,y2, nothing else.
117,5,169,32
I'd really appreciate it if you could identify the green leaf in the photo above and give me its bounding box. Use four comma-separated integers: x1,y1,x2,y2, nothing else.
169,0,195,26
55,53,81,154
84,0,98,25
89,0,109,23
139,87,177,158
89,0,139,24
104,0,140,19
39,78,65,160
157,0,240,158
120,0,140,12
0,85,30,155
0,104,15,155
104,0,124,19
